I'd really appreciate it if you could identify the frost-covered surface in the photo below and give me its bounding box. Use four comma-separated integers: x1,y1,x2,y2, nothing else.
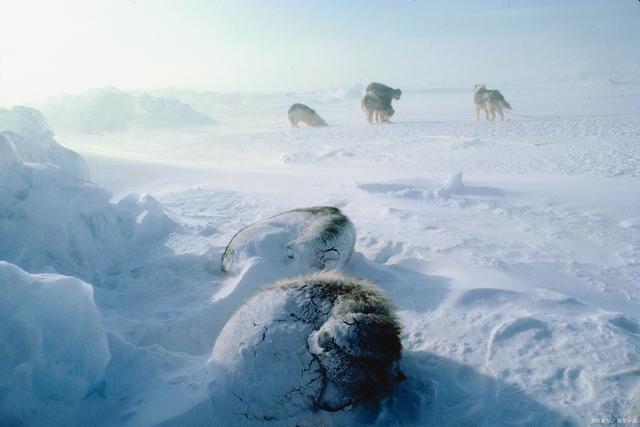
210,272,402,423
1,80,639,425
0,261,109,426
42,87,214,132
221,206,356,274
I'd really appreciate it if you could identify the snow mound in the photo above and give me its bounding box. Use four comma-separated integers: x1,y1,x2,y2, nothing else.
0,261,109,425
316,83,364,103
330,83,364,100
0,105,50,140
209,272,402,421
43,87,214,132
221,206,356,275
0,148,123,284
0,106,90,180
441,171,464,194
357,182,425,199
115,193,179,244
0,135,177,284
136,93,215,126
148,88,244,113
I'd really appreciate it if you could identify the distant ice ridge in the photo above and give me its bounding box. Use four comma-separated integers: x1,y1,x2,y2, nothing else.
136,93,215,126
315,83,364,103
329,82,364,100
148,87,244,114
0,261,109,426
42,87,214,132
0,111,177,285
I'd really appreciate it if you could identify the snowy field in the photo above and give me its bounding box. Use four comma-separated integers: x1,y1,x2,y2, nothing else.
1,81,639,426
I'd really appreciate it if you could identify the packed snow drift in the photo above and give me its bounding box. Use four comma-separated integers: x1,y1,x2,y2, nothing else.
1,79,639,426
0,106,90,180
0,108,180,286
0,262,109,426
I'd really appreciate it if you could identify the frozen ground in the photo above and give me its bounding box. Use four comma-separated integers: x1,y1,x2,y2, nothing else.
1,80,639,426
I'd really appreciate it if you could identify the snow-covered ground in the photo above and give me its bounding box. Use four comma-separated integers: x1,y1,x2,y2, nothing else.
2,80,639,426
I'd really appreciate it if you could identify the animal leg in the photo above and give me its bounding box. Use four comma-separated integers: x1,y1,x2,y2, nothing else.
366,109,374,124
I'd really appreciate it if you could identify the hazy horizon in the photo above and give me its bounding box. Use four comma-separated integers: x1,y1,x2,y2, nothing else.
1,0,639,105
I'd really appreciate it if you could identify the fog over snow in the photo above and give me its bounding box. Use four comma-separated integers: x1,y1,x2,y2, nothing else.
1,1,639,426
1,0,639,104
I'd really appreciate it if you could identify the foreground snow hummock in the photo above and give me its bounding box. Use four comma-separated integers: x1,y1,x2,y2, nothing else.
0,261,109,425
0,130,178,285
0,106,90,180
209,272,402,422
0,136,121,283
222,206,356,275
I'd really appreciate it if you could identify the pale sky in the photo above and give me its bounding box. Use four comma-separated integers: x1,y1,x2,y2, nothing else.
0,0,638,105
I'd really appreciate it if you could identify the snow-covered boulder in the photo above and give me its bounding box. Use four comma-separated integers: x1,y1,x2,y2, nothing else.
0,106,90,180
0,261,110,425
209,272,403,421
221,207,356,275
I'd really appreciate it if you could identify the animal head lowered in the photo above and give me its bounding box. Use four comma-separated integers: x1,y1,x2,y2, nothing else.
474,84,486,93
311,112,328,127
